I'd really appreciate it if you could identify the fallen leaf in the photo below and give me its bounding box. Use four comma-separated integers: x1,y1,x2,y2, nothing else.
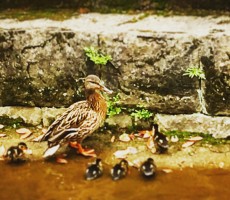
188,136,203,141
128,159,142,168
146,137,155,149
110,135,115,143
138,130,153,138
162,169,173,173
32,134,44,142
150,147,157,154
42,128,48,134
129,133,135,140
16,128,32,134
0,145,6,157
119,133,131,142
126,147,138,154
20,132,32,139
0,133,6,138
0,124,4,129
113,150,128,159
182,141,195,148
56,157,68,164
113,147,138,159
171,135,179,142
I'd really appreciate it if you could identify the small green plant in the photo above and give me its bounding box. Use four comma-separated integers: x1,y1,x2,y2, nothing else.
183,66,206,80
129,105,153,122
84,46,112,65
107,94,122,117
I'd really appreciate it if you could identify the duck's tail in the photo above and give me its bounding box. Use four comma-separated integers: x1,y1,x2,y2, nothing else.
43,144,60,158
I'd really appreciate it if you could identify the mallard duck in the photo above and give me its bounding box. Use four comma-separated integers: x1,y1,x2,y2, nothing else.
152,124,168,154
40,75,112,158
85,158,103,180
140,158,157,178
5,142,28,162
111,159,129,181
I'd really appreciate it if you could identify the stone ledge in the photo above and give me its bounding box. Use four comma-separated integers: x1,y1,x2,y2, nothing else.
0,106,229,138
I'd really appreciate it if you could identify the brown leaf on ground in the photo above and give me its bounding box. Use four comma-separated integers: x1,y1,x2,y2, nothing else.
16,128,32,134
0,133,6,138
119,133,131,142
56,157,68,164
20,132,32,139
182,141,195,148
110,135,115,143
188,136,203,141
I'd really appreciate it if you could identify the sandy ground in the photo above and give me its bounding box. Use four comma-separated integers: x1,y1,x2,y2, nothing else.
0,126,230,169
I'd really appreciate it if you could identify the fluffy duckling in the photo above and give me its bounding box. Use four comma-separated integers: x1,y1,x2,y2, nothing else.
152,124,168,154
111,159,129,181
140,158,157,178
5,142,28,162
85,158,103,180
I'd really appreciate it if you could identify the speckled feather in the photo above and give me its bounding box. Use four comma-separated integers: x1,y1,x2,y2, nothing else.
40,75,109,150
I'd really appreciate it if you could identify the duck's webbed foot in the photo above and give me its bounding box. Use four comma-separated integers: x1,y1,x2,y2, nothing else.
69,142,96,157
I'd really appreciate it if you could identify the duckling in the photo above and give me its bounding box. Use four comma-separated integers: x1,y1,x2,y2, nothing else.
85,158,103,180
140,158,157,178
111,159,129,181
152,124,168,154
5,142,28,162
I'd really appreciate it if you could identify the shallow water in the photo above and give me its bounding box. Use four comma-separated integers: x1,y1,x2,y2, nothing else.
0,157,230,200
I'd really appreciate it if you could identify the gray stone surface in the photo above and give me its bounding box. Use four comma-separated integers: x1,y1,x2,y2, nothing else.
0,14,229,115
155,113,230,138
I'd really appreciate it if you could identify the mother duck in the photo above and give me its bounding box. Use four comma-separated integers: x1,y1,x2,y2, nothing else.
40,75,112,158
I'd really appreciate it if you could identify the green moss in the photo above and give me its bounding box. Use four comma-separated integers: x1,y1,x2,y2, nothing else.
0,115,25,127
165,130,229,145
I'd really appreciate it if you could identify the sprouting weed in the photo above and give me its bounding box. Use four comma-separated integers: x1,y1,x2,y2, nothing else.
183,66,206,80
84,46,112,65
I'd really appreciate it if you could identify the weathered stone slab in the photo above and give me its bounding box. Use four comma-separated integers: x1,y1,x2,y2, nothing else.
0,106,42,125
155,113,230,138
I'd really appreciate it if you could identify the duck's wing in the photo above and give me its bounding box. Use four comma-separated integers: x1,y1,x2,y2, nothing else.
40,101,90,143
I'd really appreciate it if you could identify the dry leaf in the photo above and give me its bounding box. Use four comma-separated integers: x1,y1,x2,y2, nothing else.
126,147,138,154
147,137,155,149
110,135,115,143
162,169,173,173
32,134,44,142
113,150,128,159
171,135,179,142
16,128,32,134
0,124,4,129
20,132,32,139
113,147,138,159
182,141,195,148
0,133,6,138
138,130,153,138
56,157,68,164
42,128,48,134
129,133,135,140
128,159,142,168
119,133,131,142
188,136,203,141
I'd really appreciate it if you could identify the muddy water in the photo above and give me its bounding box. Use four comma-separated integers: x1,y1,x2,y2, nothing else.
0,157,230,200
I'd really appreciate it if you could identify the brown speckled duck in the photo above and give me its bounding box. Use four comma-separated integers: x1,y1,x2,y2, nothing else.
40,75,112,158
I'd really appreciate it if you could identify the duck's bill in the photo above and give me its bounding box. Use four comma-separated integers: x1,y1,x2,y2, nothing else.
101,85,113,94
